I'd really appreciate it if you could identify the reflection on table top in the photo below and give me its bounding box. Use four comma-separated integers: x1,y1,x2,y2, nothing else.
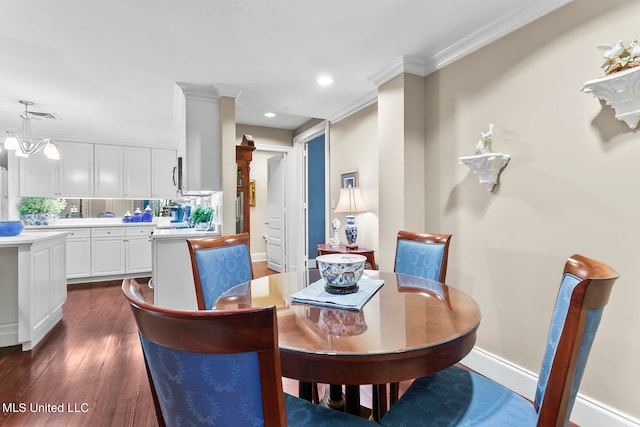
215,270,481,360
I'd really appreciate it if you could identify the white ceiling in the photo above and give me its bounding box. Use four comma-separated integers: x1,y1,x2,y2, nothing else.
0,0,570,147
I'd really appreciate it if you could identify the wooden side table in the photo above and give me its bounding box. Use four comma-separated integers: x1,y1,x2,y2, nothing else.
317,244,377,270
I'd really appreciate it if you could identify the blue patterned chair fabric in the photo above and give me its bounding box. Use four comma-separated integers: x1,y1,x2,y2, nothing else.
194,243,253,309
187,233,254,310
394,231,452,283
380,254,618,427
122,279,371,427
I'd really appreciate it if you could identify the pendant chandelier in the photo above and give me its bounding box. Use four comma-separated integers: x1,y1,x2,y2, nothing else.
4,100,60,160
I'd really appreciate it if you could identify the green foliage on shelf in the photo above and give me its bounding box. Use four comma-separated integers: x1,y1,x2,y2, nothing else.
17,197,67,214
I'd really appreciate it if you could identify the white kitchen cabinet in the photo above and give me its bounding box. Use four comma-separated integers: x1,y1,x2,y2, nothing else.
94,145,124,198
21,142,174,200
59,143,95,197
23,227,91,279
19,152,56,197
125,226,152,273
95,145,153,198
63,228,92,278
124,147,151,198
91,227,126,276
151,148,178,199
29,221,154,281
20,141,94,197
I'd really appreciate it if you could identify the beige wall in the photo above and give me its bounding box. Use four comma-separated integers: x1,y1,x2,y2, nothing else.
329,104,379,253
328,0,640,419
236,124,293,258
424,0,640,418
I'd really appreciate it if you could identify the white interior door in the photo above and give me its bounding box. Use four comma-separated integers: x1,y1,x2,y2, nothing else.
267,154,286,272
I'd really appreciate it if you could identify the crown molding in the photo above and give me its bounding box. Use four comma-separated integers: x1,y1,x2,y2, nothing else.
332,0,572,126
366,0,572,85
175,82,221,102
367,55,427,87
327,90,378,124
215,84,243,99
424,0,572,73
46,135,175,148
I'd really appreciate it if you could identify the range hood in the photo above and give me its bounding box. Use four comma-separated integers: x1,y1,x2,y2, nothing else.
174,82,221,195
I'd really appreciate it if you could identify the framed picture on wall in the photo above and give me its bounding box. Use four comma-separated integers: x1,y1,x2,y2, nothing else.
249,180,256,206
341,170,359,188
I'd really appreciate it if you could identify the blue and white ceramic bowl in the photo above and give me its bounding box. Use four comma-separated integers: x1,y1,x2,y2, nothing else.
317,254,366,287
20,213,59,226
0,220,25,237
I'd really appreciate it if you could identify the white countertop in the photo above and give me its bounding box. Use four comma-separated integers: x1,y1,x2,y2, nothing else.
151,227,221,240
0,231,69,247
25,218,158,229
22,218,222,239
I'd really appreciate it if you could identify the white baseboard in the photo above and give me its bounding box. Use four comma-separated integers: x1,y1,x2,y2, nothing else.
0,323,19,347
251,252,267,262
461,347,640,427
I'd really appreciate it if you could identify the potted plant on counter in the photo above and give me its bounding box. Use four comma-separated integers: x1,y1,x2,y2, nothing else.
18,197,67,226
189,205,213,231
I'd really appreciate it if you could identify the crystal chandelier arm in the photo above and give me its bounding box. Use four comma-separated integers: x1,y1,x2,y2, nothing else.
4,102,58,158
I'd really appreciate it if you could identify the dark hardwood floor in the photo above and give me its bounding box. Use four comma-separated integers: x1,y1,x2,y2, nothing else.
0,262,381,426
0,279,157,426
0,263,578,426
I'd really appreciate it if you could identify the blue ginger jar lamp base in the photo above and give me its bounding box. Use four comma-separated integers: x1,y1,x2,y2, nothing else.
344,215,358,248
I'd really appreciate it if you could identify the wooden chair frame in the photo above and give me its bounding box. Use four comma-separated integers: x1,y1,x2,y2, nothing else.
122,279,287,427
380,254,618,427
537,254,617,426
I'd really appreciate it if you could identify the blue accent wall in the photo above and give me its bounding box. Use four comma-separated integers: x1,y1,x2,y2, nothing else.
307,135,325,258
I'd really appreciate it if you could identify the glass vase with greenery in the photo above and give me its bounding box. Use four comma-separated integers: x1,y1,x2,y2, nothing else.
189,205,213,230
18,197,67,225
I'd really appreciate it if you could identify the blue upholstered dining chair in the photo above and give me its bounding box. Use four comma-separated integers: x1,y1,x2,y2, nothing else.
122,279,371,427
187,233,254,310
380,254,619,427
385,230,454,408
394,230,452,282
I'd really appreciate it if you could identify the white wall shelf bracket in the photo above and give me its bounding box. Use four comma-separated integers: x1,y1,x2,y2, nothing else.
581,66,640,129
459,153,510,192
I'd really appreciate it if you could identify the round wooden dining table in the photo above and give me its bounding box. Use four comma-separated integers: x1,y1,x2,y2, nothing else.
214,269,481,419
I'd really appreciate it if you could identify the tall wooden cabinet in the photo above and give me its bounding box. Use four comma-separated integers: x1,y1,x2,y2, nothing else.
236,135,256,235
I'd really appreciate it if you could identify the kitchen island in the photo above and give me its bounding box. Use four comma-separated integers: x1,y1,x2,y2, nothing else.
151,227,221,310
0,231,67,350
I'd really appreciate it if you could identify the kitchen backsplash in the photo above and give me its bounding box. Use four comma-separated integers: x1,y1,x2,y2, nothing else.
61,194,219,219
61,199,147,218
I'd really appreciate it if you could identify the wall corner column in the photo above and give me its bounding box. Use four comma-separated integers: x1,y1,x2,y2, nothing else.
377,73,426,270
220,95,237,236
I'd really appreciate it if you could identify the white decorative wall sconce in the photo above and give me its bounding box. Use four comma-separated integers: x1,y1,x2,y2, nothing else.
580,40,640,129
459,124,510,192
580,66,640,129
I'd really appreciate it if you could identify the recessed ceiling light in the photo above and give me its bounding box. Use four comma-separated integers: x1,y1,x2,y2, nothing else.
264,112,276,118
317,76,333,86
